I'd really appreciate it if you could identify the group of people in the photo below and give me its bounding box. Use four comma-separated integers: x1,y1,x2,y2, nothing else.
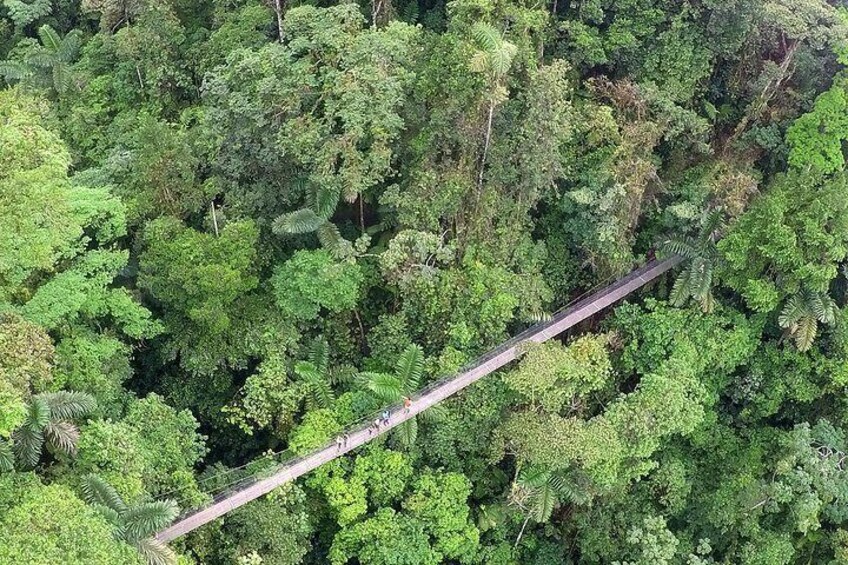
335,397,413,450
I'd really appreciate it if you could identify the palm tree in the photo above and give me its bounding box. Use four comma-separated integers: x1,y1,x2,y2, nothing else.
509,465,589,546
0,25,82,96
469,22,517,192
778,289,837,352
272,181,354,259
82,474,179,565
11,391,95,468
294,338,336,410
659,208,725,313
359,344,441,447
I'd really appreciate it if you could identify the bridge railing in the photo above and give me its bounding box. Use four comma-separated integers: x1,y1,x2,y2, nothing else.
159,258,671,524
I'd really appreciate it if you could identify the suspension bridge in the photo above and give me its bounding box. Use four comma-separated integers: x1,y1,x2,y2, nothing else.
156,255,682,542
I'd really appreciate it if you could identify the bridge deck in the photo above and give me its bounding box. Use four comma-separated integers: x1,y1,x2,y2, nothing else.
156,256,682,542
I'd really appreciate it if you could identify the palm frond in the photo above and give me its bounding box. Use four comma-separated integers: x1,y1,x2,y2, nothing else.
44,420,80,456
809,292,837,325
123,500,178,542
272,208,324,235
58,30,82,62
699,207,725,241
361,372,403,404
489,42,517,76
395,418,417,448
517,465,551,489
793,316,818,352
668,271,691,307
0,438,14,471
295,361,334,409
308,338,330,373
316,221,353,259
134,536,178,565
81,474,128,514
530,482,557,523
41,391,96,420
0,60,31,81
12,425,44,467
24,397,51,430
548,474,591,505
37,25,62,52
658,236,698,259
395,344,424,391
25,51,57,68
779,293,807,329
416,402,446,424
470,22,500,53
313,184,340,219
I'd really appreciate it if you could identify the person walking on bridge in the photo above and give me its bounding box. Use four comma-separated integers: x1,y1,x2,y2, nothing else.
403,396,412,414
381,410,390,426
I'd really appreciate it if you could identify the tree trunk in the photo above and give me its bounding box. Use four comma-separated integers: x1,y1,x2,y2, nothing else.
273,0,285,43
725,39,798,151
477,101,495,192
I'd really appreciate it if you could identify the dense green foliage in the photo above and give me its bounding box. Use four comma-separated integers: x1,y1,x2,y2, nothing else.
4,0,848,563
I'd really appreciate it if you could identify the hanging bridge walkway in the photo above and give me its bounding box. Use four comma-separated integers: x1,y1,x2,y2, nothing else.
156,256,682,542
